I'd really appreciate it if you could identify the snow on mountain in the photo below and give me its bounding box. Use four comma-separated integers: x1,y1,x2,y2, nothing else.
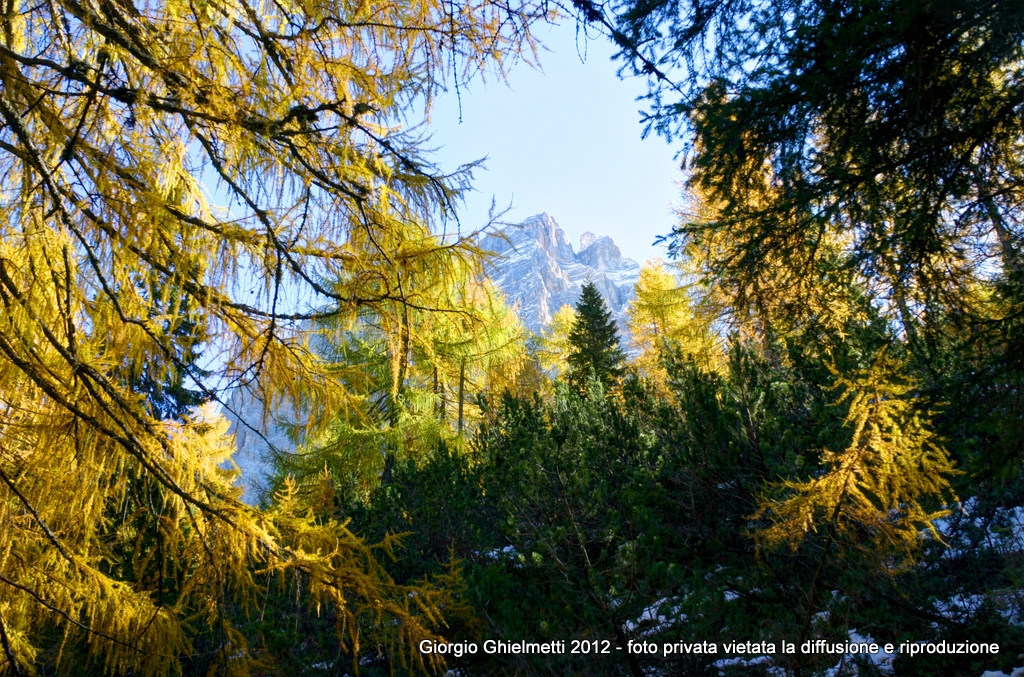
481,213,641,335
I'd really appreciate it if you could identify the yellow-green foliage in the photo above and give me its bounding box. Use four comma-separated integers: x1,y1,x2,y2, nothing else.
757,352,958,565
0,0,549,671
627,259,722,387
298,224,527,495
676,183,871,351
536,305,577,378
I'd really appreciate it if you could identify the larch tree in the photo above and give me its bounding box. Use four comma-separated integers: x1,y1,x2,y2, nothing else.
627,259,721,388
536,303,577,378
0,0,551,671
280,228,527,501
755,351,958,655
566,281,625,391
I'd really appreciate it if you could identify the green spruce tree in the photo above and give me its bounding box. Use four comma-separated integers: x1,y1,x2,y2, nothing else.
566,281,626,391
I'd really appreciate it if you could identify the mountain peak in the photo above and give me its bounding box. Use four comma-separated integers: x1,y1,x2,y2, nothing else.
577,236,624,271
516,212,575,262
482,214,640,333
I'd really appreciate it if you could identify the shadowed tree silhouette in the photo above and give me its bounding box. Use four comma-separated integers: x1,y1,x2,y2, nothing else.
567,281,626,391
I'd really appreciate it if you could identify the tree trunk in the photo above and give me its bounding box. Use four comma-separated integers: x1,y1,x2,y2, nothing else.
883,254,922,351
975,166,1022,276
984,194,1022,276
433,364,446,422
383,304,411,485
457,359,466,435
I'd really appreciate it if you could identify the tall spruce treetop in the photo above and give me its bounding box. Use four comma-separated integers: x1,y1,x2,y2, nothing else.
566,281,626,390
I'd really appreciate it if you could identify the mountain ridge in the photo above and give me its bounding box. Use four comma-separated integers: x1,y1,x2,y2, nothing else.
481,213,641,335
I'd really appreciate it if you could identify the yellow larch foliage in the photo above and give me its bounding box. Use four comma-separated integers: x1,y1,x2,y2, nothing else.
756,351,958,568
628,259,722,388
0,0,550,670
293,225,527,496
536,304,577,379
677,178,868,351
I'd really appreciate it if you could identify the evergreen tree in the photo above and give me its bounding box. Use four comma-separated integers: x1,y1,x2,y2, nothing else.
566,282,626,390
587,0,1023,339
126,279,211,421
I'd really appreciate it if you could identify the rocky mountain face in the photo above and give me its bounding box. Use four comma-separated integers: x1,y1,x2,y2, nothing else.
225,387,303,504
481,213,641,335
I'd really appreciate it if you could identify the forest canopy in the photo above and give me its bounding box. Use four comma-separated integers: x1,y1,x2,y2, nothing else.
1,0,1022,675
590,0,1023,340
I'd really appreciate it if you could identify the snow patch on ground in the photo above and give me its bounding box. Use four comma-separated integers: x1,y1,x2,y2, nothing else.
932,500,1024,560
796,629,897,677
934,593,988,622
714,654,785,676
928,499,1024,629
624,598,684,637
979,669,1024,677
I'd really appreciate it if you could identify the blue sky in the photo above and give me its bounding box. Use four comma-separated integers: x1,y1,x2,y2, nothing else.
425,21,684,266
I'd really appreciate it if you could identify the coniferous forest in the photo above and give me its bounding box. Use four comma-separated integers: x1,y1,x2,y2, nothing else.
0,0,1022,676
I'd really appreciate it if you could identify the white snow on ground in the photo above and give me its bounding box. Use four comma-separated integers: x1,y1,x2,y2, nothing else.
933,593,988,622
819,629,896,676
712,630,895,676
928,500,1024,629
713,654,786,676
979,669,1024,677
623,594,699,637
932,500,1024,560
481,544,518,560
624,598,678,637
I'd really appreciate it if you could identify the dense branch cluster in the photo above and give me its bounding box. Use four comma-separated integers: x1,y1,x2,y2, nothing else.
0,0,549,671
587,0,1024,339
